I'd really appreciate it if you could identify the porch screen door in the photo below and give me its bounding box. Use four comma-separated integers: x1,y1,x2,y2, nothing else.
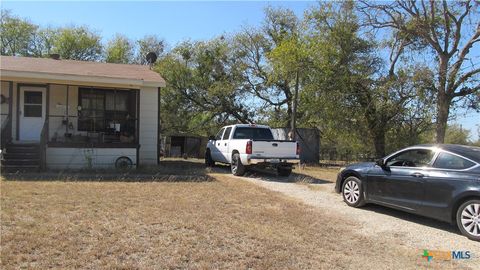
19,87,46,141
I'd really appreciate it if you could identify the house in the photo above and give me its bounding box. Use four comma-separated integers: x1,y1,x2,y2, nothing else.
0,56,165,170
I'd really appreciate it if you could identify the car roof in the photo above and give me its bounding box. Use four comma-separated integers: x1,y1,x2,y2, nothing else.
414,144,480,163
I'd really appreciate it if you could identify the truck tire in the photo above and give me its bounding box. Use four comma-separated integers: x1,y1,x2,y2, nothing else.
277,167,292,177
205,150,215,167
231,153,246,176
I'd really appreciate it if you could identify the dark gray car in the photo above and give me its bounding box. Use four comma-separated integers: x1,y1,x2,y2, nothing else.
335,144,480,241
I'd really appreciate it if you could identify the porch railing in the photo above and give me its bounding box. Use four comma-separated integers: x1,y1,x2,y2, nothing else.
1,114,12,151
39,118,49,170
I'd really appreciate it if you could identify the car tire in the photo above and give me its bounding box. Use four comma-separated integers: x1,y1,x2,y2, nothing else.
342,176,365,207
205,150,215,167
231,153,246,176
456,199,480,241
277,167,292,177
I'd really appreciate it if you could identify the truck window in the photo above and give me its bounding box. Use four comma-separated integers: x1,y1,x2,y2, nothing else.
232,127,274,140
223,127,232,140
215,128,225,140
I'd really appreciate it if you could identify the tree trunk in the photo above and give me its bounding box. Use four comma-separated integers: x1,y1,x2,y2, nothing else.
435,55,451,144
290,70,299,140
435,91,451,143
373,129,386,158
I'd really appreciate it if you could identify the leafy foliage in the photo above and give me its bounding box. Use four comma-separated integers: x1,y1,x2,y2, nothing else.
105,34,134,64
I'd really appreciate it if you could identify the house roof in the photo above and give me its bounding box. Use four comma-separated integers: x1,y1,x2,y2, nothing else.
0,56,166,88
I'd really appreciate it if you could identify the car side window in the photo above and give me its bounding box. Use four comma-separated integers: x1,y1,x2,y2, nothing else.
215,128,225,140
433,152,475,170
223,127,232,140
386,149,434,167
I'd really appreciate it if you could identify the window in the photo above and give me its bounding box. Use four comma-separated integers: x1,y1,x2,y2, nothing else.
232,127,274,140
386,149,434,167
215,128,225,140
222,127,232,140
78,88,137,135
23,91,42,117
433,152,475,170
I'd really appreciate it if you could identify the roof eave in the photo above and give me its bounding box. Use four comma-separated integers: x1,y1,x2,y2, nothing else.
0,70,165,88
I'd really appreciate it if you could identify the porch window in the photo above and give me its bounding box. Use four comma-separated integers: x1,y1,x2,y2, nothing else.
78,88,137,141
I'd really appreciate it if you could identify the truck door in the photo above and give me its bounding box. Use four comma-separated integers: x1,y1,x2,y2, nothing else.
219,126,232,163
210,128,225,161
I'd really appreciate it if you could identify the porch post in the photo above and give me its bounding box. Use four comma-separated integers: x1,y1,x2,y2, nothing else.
46,84,50,140
8,81,13,142
15,83,19,141
157,87,161,165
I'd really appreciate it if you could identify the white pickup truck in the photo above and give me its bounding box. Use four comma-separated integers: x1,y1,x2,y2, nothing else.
205,124,300,176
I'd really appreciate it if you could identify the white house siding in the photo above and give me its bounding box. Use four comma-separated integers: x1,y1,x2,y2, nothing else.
138,86,158,165
46,147,136,169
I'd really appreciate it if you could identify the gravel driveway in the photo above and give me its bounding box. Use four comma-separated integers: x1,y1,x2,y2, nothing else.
213,167,480,268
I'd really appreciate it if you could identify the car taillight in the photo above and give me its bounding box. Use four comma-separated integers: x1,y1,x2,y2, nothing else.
246,141,252,154
296,142,300,155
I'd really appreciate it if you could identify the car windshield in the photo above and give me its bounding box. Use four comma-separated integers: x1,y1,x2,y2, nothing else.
232,127,274,140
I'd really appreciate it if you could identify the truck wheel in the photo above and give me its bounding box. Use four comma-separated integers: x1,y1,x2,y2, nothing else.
231,153,246,176
205,150,215,167
277,167,292,177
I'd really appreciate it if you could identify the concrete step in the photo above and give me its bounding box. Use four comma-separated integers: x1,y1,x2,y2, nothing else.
2,159,40,166
0,164,40,173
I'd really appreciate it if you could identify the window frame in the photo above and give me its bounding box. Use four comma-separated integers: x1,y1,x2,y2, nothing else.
78,87,137,133
231,127,274,140
385,147,436,168
215,128,225,141
431,150,479,171
23,91,43,117
222,127,232,140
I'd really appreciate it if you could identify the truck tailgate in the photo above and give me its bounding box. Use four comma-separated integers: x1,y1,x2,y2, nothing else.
250,141,297,158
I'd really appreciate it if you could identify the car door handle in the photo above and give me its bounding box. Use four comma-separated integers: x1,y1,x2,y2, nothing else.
411,172,424,178
224,143,227,146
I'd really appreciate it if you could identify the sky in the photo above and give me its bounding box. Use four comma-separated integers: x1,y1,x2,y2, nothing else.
2,0,479,140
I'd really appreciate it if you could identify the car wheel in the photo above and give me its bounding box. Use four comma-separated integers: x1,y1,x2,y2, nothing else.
456,200,480,241
277,167,292,177
205,150,215,167
342,176,365,207
231,153,246,176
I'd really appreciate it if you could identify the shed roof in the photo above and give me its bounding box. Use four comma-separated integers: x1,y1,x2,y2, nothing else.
0,56,165,88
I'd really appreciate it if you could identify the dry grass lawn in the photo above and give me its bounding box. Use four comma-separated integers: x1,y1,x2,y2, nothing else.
1,172,436,269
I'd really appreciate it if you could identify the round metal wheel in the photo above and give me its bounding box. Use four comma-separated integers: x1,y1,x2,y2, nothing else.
344,180,359,204
231,153,245,176
205,150,215,167
342,176,365,207
458,201,480,240
115,156,133,171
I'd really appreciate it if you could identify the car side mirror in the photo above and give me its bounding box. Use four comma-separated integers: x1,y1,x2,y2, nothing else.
376,158,386,167
208,135,215,141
